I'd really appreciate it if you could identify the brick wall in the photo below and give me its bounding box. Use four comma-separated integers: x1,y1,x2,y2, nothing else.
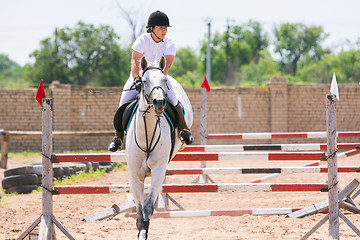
0,78,359,152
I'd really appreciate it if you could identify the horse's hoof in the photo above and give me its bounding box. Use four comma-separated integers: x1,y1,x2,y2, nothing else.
138,230,147,240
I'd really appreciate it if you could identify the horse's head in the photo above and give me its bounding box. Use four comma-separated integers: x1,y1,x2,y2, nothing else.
140,56,168,115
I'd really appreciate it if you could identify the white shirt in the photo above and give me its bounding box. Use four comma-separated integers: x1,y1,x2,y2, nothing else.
131,33,176,64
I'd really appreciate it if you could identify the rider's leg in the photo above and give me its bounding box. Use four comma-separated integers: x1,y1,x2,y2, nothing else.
166,77,194,145
108,76,137,152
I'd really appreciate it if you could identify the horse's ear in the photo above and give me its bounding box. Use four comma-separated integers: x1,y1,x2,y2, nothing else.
159,56,166,71
141,57,147,71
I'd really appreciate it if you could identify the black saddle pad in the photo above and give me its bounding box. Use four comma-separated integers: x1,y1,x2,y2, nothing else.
113,100,137,133
113,99,178,133
113,99,179,162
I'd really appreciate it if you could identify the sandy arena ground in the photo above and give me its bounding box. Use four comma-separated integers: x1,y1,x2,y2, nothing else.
1,151,360,240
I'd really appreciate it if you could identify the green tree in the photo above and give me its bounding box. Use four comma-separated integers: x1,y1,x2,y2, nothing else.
236,50,280,86
274,23,329,76
297,50,360,83
201,20,269,85
171,47,200,78
242,20,269,64
0,54,27,88
170,47,204,88
0,54,18,71
25,22,130,86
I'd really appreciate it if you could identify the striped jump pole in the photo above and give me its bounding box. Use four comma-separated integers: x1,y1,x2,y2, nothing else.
181,143,360,152
51,151,326,163
304,148,360,167
207,131,360,140
126,208,329,219
53,183,328,195
165,166,360,176
249,148,360,183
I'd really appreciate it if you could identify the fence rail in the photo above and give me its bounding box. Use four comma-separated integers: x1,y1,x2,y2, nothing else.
0,130,114,169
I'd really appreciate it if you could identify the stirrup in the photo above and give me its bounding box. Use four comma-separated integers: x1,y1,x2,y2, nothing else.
180,129,193,145
108,137,122,152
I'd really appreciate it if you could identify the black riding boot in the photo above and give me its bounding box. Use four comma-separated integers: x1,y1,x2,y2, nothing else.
109,102,130,152
174,102,193,145
108,130,124,152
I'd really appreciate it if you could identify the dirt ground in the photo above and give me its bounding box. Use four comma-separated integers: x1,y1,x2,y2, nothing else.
1,151,360,240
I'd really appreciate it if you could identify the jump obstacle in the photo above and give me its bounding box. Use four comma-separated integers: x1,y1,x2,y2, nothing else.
165,166,360,175
126,208,328,219
51,151,328,162
18,93,360,239
248,147,360,183
54,183,328,195
207,131,360,140
182,143,360,152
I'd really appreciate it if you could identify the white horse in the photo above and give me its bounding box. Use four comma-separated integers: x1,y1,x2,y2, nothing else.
125,56,193,240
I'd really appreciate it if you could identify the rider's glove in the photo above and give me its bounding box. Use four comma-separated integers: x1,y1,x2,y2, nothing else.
133,75,142,92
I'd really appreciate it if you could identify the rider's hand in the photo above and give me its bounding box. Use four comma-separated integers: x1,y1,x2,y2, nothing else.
133,76,142,92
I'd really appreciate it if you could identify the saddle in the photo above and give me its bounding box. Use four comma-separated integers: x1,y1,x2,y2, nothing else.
113,99,179,162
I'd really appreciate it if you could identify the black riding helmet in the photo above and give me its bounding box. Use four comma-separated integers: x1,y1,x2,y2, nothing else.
146,10,171,30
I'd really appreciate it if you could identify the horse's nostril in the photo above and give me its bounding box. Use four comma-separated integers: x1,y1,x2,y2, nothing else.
153,99,165,106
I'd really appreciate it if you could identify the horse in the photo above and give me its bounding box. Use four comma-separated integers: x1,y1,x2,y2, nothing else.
125,56,193,240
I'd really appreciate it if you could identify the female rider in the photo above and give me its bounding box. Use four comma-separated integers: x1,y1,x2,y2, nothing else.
108,10,193,152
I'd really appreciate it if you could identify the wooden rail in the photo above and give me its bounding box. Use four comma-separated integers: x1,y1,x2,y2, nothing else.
0,130,114,169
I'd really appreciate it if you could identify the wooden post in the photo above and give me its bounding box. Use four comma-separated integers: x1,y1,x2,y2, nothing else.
38,98,55,240
18,98,75,240
326,94,339,239
0,132,9,169
200,88,207,183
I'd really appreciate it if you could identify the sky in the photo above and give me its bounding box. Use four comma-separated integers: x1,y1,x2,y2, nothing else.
1,0,359,66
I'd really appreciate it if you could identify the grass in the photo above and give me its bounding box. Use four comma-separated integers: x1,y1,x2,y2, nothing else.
54,167,109,185
8,152,41,158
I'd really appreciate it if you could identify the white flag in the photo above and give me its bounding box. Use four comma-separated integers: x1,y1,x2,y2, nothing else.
330,72,339,101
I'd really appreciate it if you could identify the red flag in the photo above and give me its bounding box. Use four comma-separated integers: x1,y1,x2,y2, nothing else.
35,80,46,106
201,75,211,92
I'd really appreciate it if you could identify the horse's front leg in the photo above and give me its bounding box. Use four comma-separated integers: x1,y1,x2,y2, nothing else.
141,165,167,235
128,174,146,231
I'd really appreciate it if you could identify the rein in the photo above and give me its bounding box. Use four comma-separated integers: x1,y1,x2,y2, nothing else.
134,111,162,159
133,66,166,159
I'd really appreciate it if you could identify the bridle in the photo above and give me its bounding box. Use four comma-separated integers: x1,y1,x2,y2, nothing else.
134,66,167,159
